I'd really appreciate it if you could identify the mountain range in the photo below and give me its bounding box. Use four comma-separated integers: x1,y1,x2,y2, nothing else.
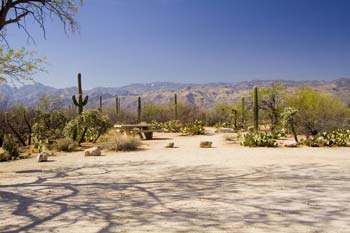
1,78,350,110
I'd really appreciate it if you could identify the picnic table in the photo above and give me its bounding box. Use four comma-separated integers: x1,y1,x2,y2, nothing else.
114,123,160,140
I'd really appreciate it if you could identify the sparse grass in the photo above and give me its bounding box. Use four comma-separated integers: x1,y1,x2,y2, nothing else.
54,138,78,152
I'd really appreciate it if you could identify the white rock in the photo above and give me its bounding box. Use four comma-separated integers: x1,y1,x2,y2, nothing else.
37,152,49,162
85,147,102,156
284,141,298,148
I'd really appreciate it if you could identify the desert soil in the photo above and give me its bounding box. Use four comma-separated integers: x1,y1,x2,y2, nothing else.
1,129,350,233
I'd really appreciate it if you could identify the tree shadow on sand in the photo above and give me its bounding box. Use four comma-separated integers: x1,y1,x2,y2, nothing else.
1,161,350,232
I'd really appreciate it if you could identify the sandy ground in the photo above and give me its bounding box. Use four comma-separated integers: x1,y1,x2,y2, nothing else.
1,129,350,233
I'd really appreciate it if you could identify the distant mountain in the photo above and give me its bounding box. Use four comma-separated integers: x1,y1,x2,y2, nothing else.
1,79,350,110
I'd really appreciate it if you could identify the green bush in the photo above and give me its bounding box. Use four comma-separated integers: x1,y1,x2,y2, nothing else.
303,129,350,147
64,110,111,143
152,120,182,133
288,86,348,136
55,138,79,152
240,132,278,147
2,135,20,159
181,120,205,135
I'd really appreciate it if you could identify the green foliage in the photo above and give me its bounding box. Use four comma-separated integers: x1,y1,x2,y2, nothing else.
142,103,171,122
152,119,205,135
288,86,348,136
2,134,20,159
72,73,89,114
181,120,205,135
0,47,46,85
240,132,278,147
64,109,111,143
55,138,78,152
303,129,350,147
152,120,182,133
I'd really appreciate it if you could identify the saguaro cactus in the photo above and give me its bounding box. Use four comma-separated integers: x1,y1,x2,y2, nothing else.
253,86,259,132
174,93,178,120
99,96,103,112
115,96,120,115
241,97,245,127
137,96,142,123
72,73,88,114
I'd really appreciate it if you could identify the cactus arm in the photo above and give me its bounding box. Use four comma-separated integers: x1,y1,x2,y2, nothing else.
82,95,89,106
72,95,78,106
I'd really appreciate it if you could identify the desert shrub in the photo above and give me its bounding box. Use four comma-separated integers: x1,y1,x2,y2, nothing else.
181,120,205,135
152,120,182,133
0,148,10,161
207,103,234,126
240,132,278,147
302,129,350,147
2,134,20,159
102,136,142,151
142,103,172,122
55,138,79,152
281,107,299,142
259,83,287,131
177,103,206,123
64,110,111,143
288,86,348,136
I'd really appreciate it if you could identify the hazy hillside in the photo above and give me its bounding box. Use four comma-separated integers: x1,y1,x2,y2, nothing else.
1,79,350,110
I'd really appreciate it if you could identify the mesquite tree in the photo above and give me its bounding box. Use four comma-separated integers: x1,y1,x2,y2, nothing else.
0,0,82,84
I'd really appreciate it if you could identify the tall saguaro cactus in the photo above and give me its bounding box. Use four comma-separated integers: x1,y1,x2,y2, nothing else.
253,86,259,132
174,93,178,120
99,96,103,112
72,73,88,114
137,96,142,123
241,97,246,127
115,96,120,115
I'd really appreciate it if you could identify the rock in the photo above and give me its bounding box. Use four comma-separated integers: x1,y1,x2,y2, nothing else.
165,142,175,148
37,152,49,162
215,128,235,133
85,147,102,156
200,141,213,148
284,141,298,147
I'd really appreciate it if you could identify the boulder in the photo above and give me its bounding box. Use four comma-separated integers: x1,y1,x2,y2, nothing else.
85,147,102,156
200,141,213,148
215,128,236,133
37,152,49,162
284,141,298,148
165,142,175,148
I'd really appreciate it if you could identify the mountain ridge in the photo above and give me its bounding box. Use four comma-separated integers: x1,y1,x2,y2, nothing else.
1,78,350,110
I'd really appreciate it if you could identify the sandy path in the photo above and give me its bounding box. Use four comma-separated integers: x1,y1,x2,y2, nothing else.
1,130,350,232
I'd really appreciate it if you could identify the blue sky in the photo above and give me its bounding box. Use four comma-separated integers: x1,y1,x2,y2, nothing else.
6,0,350,88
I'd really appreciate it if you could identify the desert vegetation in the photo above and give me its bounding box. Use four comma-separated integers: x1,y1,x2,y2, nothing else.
1,74,350,162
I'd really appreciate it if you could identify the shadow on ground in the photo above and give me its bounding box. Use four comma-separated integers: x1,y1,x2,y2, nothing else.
1,161,350,232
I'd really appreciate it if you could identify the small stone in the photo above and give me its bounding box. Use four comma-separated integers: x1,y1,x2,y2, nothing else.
165,142,175,148
85,147,102,156
284,141,298,147
200,141,212,148
37,152,49,162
